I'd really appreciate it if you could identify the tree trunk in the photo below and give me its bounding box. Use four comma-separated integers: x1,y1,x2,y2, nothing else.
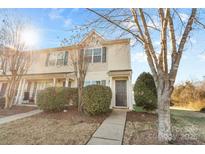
4,96,9,109
4,78,18,109
4,95,15,109
77,78,83,112
4,81,12,109
157,85,172,143
78,88,83,112
4,93,15,109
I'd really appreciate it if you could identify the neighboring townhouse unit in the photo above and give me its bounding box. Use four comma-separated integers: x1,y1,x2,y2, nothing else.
0,31,133,109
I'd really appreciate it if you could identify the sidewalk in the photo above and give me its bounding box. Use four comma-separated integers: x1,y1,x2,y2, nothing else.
87,109,127,145
0,109,42,125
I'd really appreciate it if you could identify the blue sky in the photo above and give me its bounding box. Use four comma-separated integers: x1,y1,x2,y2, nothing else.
2,8,205,84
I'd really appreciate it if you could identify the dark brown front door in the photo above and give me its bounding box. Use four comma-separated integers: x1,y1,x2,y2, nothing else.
115,80,127,106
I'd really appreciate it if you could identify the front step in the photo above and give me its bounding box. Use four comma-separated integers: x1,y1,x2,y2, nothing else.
112,106,130,111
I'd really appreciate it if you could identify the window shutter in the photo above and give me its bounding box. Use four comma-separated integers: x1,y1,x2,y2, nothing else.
45,53,50,66
102,47,106,62
64,51,68,65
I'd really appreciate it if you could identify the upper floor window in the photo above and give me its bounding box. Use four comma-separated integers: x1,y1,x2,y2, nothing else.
56,52,65,66
45,51,68,66
84,49,92,63
93,48,101,63
84,47,106,63
48,53,56,66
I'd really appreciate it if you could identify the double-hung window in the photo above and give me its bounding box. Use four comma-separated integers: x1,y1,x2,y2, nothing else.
48,53,56,66
85,49,92,63
84,47,106,63
93,48,102,63
56,52,65,66
46,51,68,66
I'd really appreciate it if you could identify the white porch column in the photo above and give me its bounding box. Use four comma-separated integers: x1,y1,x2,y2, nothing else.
53,78,56,87
14,79,23,104
128,76,133,110
0,83,2,91
43,82,46,89
40,82,43,90
109,76,112,88
18,79,26,104
109,76,114,108
34,83,39,104
65,78,69,87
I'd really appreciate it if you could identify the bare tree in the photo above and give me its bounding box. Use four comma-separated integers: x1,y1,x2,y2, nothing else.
61,32,96,112
69,45,89,112
0,13,32,109
75,8,198,143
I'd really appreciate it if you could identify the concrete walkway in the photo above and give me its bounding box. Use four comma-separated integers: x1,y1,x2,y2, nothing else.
87,109,127,145
0,109,42,125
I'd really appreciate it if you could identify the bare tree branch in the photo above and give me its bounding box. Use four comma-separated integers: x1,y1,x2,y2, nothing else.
169,9,197,87
0,12,32,108
87,8,144,44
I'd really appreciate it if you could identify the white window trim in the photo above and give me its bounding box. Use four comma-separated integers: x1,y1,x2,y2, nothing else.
56,52,65,66
48,53,56,66
48,51,66,66
84,47,103,63
84,48,93,63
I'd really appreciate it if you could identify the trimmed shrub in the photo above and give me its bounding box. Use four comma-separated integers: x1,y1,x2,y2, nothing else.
37,87,78,112
60,87,78,106
134,72,157,111
83,85,112,115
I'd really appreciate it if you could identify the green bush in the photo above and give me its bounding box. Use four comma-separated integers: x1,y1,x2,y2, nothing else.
83,85,112,115
133,104,146,112
134,72,157,111
60,87,78,106
37,87,78,112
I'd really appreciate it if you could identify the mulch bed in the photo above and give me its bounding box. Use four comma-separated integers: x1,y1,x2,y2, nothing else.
126,111,157,122
123,111,159,145
0,106,109,144
0,105,37,117
35,106,110,124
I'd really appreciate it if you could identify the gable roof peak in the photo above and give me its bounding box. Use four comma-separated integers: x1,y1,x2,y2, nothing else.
90,29,105,39
80,30,106,44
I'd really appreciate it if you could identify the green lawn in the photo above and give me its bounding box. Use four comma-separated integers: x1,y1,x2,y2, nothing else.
170,109,205,144
133,105,146,112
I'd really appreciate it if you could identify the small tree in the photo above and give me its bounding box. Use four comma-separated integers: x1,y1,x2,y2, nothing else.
0,13,32,109
134,72,157,111
69,45,89,112
61,31,100,112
